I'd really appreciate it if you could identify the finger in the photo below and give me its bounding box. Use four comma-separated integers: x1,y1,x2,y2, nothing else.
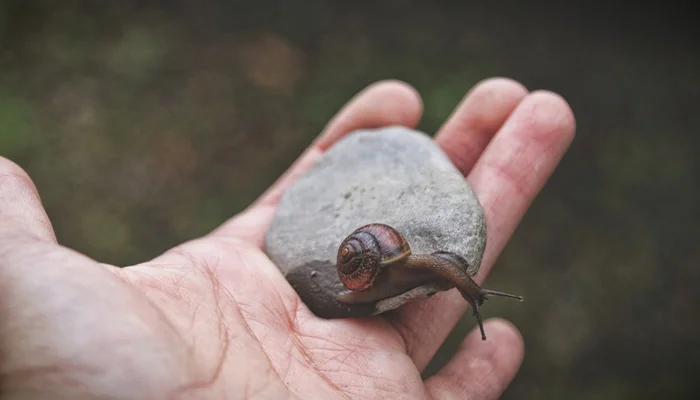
0,157,56,243
257,79,422,207
434,77,529,175
213,80,423,244
388,91,575,370
425,319,524,400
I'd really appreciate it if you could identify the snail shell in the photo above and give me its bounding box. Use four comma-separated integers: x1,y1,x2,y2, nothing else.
335,223,523,340
336,223,410,291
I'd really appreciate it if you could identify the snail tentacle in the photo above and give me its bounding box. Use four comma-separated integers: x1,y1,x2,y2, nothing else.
335,223,523,340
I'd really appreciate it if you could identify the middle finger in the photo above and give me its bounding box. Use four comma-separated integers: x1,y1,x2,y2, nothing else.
435,77,528,175
387,88,575,371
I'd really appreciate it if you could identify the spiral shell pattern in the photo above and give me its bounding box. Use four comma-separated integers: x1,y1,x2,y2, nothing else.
336,223,411,291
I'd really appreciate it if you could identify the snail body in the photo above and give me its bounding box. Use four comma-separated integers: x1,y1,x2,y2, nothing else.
336,223,523,340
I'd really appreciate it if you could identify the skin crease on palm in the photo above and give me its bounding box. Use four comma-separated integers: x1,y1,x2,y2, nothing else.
0,78,575,399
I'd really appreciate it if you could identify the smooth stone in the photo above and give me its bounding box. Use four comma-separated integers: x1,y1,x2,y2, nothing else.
264,126,486,318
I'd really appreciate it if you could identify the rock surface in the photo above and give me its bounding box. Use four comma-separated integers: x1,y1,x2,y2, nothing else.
264,126,487,318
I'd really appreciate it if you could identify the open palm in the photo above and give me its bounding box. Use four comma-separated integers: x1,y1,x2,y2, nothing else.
0,78,574,399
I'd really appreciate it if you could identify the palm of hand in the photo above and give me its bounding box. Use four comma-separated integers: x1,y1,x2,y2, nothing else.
0,79,574,399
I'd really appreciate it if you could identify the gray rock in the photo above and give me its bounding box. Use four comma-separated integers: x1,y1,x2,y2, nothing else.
264,126,486,318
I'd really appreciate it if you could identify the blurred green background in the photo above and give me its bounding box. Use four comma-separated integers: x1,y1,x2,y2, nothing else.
1,1,698,398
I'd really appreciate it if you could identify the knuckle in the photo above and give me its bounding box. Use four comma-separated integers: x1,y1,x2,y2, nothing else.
483,157,533,200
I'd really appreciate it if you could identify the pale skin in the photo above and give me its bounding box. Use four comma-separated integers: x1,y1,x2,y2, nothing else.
0,78,575,399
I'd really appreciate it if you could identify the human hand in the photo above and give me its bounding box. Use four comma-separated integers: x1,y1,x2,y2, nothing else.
0,78,574,399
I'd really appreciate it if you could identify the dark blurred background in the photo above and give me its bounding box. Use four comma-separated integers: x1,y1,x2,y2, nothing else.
1,1,698,398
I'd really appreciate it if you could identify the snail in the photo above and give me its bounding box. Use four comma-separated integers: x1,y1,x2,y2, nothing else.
335,223,523,340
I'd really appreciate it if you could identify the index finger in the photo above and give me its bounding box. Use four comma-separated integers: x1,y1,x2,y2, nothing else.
213,80,423,245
